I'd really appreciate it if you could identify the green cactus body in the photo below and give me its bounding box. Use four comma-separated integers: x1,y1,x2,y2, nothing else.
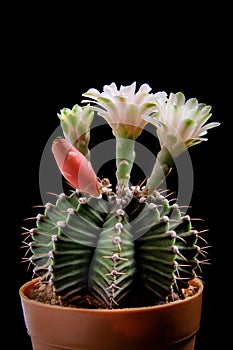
89,212,136,308
27,187,202,309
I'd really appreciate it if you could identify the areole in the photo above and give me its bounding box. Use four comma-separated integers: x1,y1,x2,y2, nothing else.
19,277,203,350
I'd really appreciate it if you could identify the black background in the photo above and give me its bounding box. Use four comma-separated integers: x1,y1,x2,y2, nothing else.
11,6,230,349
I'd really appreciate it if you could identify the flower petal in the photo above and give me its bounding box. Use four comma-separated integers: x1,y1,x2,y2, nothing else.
119,82,136,97
138,83,152,94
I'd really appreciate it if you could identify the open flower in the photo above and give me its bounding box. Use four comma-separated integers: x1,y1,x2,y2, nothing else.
144,92,220,157
52,138,100,197
82,82,157,139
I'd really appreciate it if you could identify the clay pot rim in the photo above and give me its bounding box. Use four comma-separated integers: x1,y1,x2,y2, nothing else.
19,277,203,315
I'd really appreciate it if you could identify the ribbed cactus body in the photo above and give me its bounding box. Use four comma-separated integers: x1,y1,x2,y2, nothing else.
28,189,201,308
89,213,136,308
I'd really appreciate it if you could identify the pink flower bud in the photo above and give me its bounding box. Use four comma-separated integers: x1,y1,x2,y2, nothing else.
52,138,100,197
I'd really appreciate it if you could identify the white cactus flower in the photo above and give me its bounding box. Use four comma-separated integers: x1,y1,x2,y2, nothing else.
58,104,94,145
82,82,157,139
57,104,94,159
144,91,220,157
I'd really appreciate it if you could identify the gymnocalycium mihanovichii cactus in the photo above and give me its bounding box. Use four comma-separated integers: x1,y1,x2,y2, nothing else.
22,83,220,309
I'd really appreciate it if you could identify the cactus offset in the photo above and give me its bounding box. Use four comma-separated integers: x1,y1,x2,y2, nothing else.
22,82,220,309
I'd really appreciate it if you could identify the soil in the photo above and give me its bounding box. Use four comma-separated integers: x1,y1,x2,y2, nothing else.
26,279,198,309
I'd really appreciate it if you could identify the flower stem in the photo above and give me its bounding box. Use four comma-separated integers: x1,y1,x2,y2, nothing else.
116,138,136,189
73,131,91,161
145,146,174,195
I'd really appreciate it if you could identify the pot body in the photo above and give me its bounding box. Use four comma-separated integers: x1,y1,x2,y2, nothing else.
19,278,203,350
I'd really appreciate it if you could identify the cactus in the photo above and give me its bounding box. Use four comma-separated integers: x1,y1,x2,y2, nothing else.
27,189,201,308
22,82,220,309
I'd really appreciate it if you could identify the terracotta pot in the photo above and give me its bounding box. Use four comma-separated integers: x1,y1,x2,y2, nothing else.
19,278,203,350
